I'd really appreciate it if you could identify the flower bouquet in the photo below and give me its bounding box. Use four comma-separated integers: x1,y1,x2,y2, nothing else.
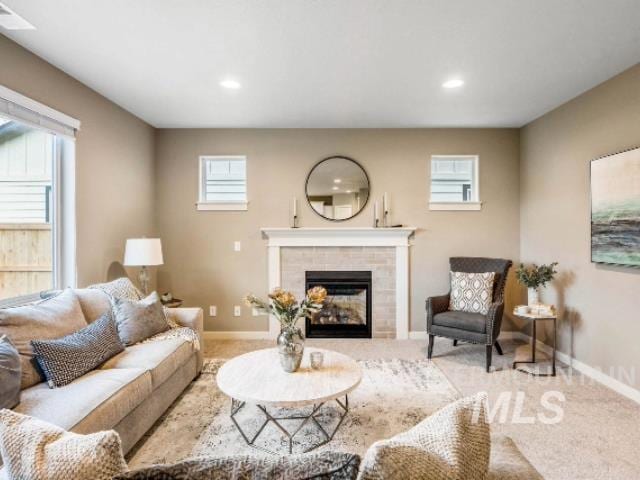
244,286,327,372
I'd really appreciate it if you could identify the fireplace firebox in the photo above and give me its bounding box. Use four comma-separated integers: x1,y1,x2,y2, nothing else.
305,271,372,338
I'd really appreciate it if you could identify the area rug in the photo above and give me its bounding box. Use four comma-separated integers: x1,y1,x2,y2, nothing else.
127,358,460,469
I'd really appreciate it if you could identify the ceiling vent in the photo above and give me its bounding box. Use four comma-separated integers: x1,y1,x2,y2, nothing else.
0,2,35,30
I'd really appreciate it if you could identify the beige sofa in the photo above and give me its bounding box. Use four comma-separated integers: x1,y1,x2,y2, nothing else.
6,288,203,455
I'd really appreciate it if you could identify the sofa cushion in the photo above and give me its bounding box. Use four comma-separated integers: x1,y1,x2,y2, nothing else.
0,410,127,480
101,338,193,388
0,288,88,389
358,393,490,480
31,313,124,388
112,292,170,346
433,310,487,334
88,277,143,301
75,288,112,324
115,452,361,480
0,335,21,409
14,367,151,432
488,435,543,479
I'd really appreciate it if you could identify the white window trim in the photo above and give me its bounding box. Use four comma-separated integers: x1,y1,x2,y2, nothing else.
196,155,248,211
428,154,482,211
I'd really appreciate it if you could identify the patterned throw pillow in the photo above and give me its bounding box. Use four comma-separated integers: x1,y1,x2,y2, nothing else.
0,334,21,409
31,313,124,388
114,452,360,480
112,292,170,346
0,410,127,480
358,393,490,480
88,277,143,301
449,271,495,314
0,288,88,389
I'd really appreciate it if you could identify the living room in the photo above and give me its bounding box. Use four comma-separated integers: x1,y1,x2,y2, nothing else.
0,1,639,479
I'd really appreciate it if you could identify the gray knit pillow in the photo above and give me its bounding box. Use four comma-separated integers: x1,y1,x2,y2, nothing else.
0,334,21,409
112,292,169,346
31,313,124,388
358,393,490,480
115,452,361,480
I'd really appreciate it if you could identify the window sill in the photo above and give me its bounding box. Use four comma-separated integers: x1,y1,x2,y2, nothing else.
429,202,482,211
196,202,248,211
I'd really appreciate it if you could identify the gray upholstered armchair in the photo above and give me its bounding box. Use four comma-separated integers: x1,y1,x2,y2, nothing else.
427,257,513,372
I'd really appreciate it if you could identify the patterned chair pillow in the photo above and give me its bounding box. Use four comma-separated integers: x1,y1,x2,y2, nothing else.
112,292,170,346
114,451,360,480
0,409,127,480
449,271,495,314
31,313,124,388
358,393,490,480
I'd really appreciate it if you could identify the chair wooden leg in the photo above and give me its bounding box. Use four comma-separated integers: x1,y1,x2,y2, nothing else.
494,341,503,356
452,339,458,347
486,345,492,372
427,335,434,359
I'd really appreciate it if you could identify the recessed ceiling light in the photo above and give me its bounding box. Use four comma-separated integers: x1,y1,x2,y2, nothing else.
333,178,341,184
220,79,241,89
332,186,339,191
442,78,464,89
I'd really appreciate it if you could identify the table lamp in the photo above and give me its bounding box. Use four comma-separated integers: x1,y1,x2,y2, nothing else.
124,238,163,295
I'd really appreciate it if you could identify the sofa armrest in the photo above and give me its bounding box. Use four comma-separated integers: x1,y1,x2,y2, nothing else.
486,301,505,343
426,294,450,331
166,307,204,373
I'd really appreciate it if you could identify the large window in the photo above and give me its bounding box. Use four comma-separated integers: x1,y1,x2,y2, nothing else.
429,155,481,210
0,116,55,300
197,155,247,210
0,85,78,304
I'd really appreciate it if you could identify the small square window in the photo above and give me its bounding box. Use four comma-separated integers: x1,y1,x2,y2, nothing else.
429,155,481,210
197,156,247,211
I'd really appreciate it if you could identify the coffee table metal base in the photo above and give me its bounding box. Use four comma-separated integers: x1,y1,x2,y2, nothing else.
230,396,349,455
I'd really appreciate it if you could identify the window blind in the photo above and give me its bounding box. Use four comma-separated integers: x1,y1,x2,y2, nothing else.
0,84,80,138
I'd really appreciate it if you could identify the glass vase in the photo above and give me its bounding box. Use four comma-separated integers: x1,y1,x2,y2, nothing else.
527,287,540,306
276,327,305,373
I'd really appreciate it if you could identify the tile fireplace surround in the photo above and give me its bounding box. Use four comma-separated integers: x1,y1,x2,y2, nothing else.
261,228,416,339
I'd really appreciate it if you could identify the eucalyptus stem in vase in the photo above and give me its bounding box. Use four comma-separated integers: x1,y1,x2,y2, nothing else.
515,262,558,306
244,286,327,372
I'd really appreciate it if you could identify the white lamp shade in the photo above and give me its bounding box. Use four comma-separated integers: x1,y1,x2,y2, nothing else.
124,238,164,266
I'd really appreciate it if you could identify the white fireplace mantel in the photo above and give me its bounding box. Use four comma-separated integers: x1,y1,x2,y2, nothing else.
261,227,416,339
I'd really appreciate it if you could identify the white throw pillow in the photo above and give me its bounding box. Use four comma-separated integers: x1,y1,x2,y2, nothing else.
0,409,127,480
358,393,490,480
449,271,495,314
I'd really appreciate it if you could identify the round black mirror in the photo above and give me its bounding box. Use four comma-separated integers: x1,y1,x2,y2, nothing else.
305,156,370,221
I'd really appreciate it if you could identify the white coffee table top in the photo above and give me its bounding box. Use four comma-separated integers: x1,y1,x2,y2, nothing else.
216,348,362,407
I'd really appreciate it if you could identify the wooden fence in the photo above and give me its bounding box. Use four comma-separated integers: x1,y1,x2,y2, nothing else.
0,224,52,300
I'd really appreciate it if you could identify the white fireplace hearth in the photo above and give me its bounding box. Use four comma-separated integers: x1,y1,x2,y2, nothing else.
261,227,416,339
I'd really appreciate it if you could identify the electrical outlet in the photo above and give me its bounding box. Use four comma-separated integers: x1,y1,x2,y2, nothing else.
209,306,217,317
234,305,241,316
234,241,241,252
252,307,260,316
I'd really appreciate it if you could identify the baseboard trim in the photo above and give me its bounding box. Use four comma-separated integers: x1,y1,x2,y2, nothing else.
408,331,428,340
500,331,640,405
203,331,273,340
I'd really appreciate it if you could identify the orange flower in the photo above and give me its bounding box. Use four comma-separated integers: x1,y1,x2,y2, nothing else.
269,288,297,308
307,286,327,304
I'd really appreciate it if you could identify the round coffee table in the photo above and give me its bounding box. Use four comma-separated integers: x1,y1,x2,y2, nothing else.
216,348,362,454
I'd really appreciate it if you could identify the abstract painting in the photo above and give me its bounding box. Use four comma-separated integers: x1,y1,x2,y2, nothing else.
591,147,640,267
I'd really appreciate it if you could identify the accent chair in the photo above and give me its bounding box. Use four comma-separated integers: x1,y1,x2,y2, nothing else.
426,257,513,372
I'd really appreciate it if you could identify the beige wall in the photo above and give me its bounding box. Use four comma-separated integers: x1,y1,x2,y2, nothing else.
155,129,520,332
520,63,640,386
0,35,156,286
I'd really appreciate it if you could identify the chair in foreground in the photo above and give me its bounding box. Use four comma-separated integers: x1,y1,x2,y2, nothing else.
426,257,513,372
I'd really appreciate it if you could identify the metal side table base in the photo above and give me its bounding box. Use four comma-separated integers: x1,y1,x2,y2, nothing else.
512,315,557,377
230,396,349,455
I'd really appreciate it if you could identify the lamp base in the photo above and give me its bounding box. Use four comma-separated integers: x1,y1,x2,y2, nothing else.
138,266,150,296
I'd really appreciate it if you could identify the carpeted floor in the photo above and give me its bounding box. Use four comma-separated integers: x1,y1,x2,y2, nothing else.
130,338,640,479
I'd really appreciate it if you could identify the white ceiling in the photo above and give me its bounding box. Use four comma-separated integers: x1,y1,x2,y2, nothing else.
2,0,640,128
